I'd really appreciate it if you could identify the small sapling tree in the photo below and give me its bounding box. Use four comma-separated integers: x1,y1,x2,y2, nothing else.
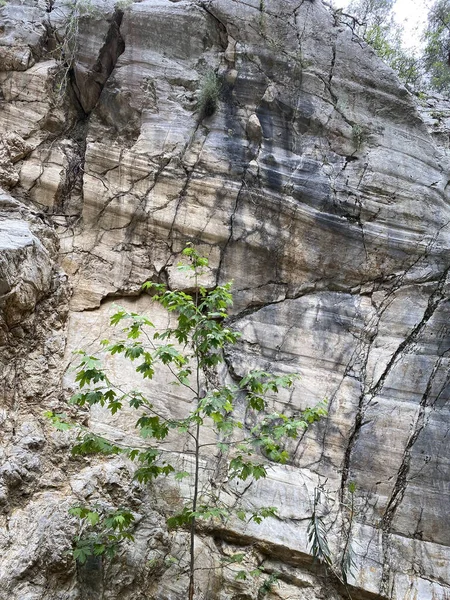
49,245,327,598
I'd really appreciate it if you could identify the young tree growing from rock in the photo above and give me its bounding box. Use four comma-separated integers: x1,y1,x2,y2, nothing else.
48,245,328,598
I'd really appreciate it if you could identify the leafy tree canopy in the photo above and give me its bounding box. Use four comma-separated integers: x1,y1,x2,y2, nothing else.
344,0,422,86
424,0,450,92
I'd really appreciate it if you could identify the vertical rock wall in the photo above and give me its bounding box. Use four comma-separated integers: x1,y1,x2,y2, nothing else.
0,0,449,599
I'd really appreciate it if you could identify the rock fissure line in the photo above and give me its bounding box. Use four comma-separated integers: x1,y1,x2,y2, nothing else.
72,8,125,115
339,268,448,502
368,268,449,399
381,354,447,533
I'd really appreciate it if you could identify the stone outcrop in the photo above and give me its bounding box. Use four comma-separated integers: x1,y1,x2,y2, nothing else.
0,0,449,599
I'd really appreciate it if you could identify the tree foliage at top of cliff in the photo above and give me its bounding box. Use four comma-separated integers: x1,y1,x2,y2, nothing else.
423,0,450,92
341,0,450,93
347,0,394,26
345,0,421,86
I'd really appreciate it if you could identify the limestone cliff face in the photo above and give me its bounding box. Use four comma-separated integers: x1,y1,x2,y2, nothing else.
0,1,449,599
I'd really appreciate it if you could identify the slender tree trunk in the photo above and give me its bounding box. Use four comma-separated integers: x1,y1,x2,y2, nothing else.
189,269,201,600
188,420,200,600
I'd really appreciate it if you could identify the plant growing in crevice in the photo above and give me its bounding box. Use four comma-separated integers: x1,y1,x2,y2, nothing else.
50,0,99,98
258,572,279,598
340,481,357,585
308,484,333,568
197,70,221,120
68,505,135,564
351,123,370,151
49,245,328,599
259,0,266,30
308,481,357,593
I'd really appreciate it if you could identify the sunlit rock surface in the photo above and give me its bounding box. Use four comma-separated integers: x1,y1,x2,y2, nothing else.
0,0,449,599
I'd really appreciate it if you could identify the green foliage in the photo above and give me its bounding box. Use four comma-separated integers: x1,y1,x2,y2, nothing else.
339,0,450,92
69,506,135,564
340,482,357,584
72,432,122,456
258,572,279,598
44,411,75,431
348,0,394,25
53,244,327,595
365,23,421,85
345,0,421,87
307,482,357,586
352,123,369,151
307,485,332,568
197,71,221,119
424,0,450,92
348,480,357,494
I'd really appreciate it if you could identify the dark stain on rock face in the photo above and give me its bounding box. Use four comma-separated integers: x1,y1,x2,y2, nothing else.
256,100,282,192
79,555,103,599
256,92,315,195
295,96,315,134
221,75,246,175
201,96,217,118
72,9,126,115
96,81,142,141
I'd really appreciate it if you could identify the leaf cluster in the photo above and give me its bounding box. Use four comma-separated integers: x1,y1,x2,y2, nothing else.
196,70,221,119
69,505,135,564
307,486,332,568
307,482,357,586
258,572,280,598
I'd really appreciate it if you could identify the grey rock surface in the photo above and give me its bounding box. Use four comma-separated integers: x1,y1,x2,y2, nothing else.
0,0,449,599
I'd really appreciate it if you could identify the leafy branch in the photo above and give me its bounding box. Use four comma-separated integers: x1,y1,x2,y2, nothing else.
307,481,357,597
69,505,135,564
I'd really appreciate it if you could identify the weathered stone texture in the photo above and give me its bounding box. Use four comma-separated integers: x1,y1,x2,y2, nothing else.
0,0,449,598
